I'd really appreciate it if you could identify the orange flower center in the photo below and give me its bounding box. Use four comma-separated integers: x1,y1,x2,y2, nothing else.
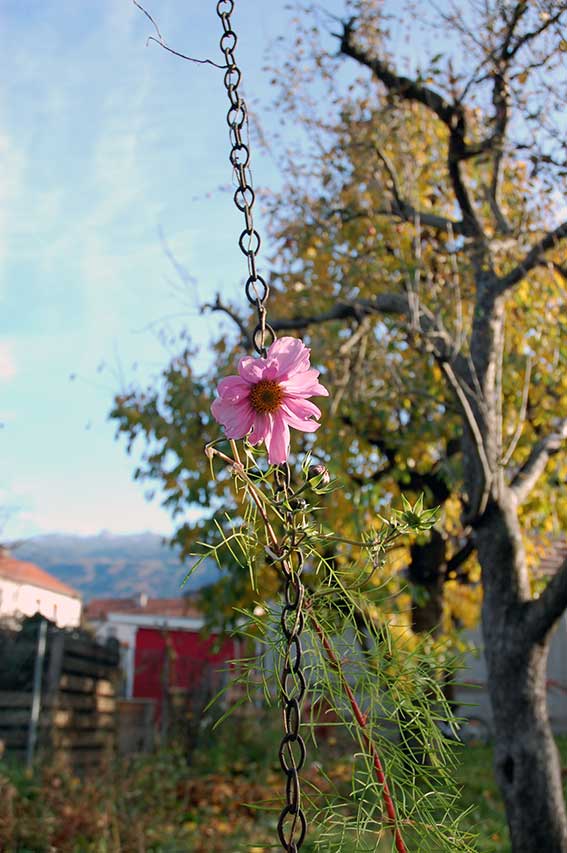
249,379,284,414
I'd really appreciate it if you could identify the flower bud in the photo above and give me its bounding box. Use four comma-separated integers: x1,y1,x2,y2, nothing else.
307,463,330,485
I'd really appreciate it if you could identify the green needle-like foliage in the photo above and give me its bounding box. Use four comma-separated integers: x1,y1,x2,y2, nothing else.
190,439,476,851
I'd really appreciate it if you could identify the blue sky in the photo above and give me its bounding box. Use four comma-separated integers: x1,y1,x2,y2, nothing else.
1,0,439,541
0,0,348,539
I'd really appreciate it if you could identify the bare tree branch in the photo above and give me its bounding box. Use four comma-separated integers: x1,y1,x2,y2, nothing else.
446,537,476,580
510,418,567,504
373,145,467,235
549,261,567,283
507,5,567,60
271,293,464,371
271,288,494,516
440,360,492,517
339,19,483,237
271,294,406,331
271,292,485,413
202,294,252,349
501,354,532,466
339,20,455,124
474,4,526,220
526,555,567,644
495,220,567,293
132,0,227,69
485,168,512,236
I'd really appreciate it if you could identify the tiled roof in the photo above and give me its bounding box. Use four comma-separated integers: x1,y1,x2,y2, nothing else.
85,596,201,621
0,556,80,599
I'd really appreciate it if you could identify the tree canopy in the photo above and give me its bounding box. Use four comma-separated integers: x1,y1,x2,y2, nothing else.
112,0,567,635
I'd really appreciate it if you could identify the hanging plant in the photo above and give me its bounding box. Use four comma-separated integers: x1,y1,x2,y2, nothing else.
196,433,474,850
130,2,477,850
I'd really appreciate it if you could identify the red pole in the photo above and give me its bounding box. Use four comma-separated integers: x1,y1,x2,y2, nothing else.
311,614,407,853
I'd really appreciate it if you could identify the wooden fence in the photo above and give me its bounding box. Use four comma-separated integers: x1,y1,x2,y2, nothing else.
0,615,120,769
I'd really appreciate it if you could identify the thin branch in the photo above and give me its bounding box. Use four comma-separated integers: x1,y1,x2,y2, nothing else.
507,5,567,60
501,354,532,466
271,289,492,520
373,146,466,235
272,293,459,363
447,134,482,236
132,0,227,69
453,19,518,232
132,0,163,40
440,361,492,517
447,224,464,352
485,165,512,236
501,2,529,56
495,220,567,293
338,19,482,237
271,294,407,332
446,537,475,578
202,294,252,349
146,37,227,69
550,261,567,282
526,556,567,644
309,610,408,853
339,19,455,125
510,418,567,505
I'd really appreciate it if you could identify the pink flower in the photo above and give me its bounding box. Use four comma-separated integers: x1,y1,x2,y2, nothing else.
211,337,329,464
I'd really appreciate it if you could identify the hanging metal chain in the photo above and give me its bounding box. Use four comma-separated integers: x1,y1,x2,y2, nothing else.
274,464,308,852
216,7,308,847
216,0,275,358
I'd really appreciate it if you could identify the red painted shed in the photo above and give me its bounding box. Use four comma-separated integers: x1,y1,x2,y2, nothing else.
85,596,240,721
134,626,235,715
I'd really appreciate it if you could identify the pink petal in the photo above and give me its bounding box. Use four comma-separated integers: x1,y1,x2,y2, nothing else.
280,402,321,433
283,397,322,421
248,412,272,446
266,413,290,464
211,398,254,439
238,355,266,383
266,337,311,380
217,375,251,403
281,369,329,398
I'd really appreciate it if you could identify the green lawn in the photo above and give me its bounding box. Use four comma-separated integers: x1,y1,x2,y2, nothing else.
455,743,510,853
455,737,567,853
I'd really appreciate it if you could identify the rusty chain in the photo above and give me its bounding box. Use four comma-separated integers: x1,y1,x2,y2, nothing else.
274,465,308,852
216,0,274,358
216,3,307,849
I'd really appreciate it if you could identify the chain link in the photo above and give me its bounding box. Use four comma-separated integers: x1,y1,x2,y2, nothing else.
274,465,308,852
216,0,274,357
216,5,307,848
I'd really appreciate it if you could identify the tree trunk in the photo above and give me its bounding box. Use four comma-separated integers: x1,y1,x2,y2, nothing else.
485,637,567,853
478,498,567,853
398,531,447,763
408,529,446,635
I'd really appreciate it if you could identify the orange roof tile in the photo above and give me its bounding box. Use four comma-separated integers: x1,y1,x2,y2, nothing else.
0,556,80,599
85,597,201,621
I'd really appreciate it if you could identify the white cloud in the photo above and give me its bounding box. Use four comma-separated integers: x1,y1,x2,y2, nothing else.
4,485,179,539
0,342,16,381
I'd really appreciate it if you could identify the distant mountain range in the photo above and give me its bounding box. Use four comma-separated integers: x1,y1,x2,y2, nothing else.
14,532,220,601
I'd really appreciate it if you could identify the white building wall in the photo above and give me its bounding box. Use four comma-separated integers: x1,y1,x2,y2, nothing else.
0,577,82,628
93,619,138,698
